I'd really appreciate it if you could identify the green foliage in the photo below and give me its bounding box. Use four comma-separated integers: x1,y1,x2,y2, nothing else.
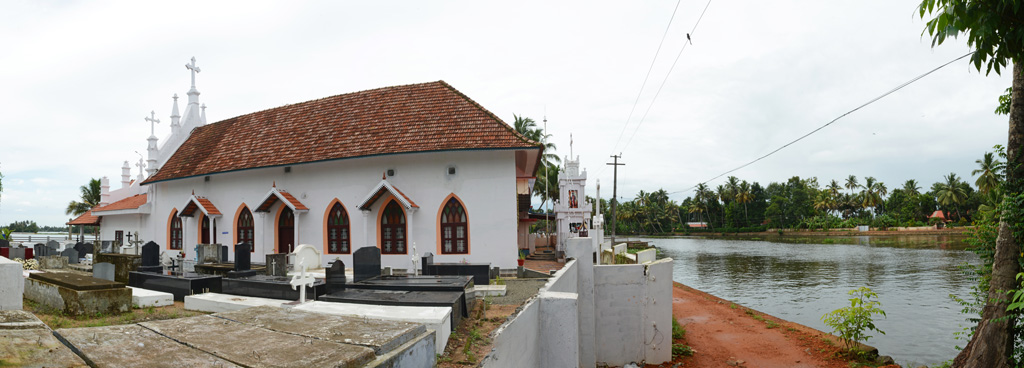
672,317,685,339
919,0,1024,75
6,220,39,233
0,228,10,241
821,287,887,350
65,178,102,216
672,343,694,357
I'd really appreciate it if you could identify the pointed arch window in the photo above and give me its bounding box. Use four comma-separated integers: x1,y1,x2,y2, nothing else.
440,197,468,254
237,207,254,252
327,202,350,254
380,200,406,254
170,211,183,250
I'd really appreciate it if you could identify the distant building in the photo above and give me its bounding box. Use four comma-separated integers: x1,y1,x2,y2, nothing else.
554,157,592,253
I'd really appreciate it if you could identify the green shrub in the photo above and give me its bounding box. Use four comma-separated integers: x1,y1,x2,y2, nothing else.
672,344,693,357
671,317,685,339
821,286,886,350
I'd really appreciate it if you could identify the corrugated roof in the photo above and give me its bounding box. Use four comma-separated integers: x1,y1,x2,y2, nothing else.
144,81,541,184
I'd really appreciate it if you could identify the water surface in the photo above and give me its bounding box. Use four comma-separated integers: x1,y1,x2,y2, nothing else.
650,235,977,366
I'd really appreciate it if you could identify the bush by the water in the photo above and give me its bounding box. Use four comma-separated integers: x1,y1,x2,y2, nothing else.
821,286,886,351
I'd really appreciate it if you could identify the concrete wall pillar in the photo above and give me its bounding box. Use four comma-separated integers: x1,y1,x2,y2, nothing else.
566,237,596,368
538,291,579,368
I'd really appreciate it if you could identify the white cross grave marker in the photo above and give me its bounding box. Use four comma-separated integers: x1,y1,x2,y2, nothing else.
289,244,320,303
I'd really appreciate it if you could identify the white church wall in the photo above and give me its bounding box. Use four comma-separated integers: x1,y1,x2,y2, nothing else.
146,149,520,269
98,214,147,246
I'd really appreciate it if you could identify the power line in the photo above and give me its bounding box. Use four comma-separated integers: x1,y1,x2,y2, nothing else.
608,0,685,157
620,0,713,154
669,51,975,196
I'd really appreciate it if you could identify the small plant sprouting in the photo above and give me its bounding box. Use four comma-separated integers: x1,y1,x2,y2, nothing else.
672,343,694,357
671,317,685,339
821,286,886,351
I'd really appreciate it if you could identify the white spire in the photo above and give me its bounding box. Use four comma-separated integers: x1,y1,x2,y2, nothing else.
170,94,181,128
121,161,131,188
201,103,207,125
145,110,160,137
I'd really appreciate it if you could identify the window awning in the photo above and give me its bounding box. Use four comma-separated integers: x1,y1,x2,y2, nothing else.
358,179,419,211
179,193,222,218
254,185,309,213
67,209,101,226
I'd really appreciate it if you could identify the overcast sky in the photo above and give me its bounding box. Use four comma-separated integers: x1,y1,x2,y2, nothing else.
0,1,1011,227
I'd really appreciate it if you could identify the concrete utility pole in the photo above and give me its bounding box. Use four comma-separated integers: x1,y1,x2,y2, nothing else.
606,154,624,244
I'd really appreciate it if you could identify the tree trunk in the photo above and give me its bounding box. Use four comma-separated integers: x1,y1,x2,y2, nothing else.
954,62,1024,368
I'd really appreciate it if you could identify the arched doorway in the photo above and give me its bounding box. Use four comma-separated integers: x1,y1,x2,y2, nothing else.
380,200,406,254
278,207,295,254
200,214,217,244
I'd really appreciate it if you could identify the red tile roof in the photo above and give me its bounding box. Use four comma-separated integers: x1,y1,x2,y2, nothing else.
67,209,101,226
143,81,542,184
359,182,419,210
93,194,148,213
255,188,309,212
180,196,222,217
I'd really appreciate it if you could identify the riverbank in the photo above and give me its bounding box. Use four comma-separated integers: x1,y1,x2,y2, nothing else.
661,282,900,368
650,227,969,238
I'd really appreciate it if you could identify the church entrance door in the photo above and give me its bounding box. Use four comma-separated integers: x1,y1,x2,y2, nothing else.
278,207,294,254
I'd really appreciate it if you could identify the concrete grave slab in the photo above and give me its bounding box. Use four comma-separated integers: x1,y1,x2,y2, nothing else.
128,287,173,308
0,310,46,330
0,310,87,367
184,293,287,313
55,324,239,368
215,305,425,355
30,272,124,291
295,301,452,355
140,315,375,367
24,273,131,316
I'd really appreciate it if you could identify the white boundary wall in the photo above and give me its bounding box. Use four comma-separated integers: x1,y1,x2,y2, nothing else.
483,238,672,367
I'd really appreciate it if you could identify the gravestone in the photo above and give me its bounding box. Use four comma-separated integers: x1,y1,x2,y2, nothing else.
62,248,79,264
226,243,257,278
221,245,229,263
76,243,93,260
9,247,25,260
421,252,434,268
46,240,59,251
138,241,162,273
93,262,115,281
0,239,9,248
38,255,68,269
196,244,219,264
33,244,47,258
289,244,320,303
326,259,347,294
353,247,381,283
266,254,288,277
101,241,112,253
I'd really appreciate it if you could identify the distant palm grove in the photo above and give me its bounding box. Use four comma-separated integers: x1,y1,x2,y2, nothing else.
588,147,1005,235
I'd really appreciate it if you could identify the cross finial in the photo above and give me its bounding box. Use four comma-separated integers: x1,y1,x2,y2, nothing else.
145,110,161,136
185,57,201,88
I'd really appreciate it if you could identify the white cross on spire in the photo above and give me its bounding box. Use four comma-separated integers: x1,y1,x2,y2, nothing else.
145,110,160,137
185,57,201,88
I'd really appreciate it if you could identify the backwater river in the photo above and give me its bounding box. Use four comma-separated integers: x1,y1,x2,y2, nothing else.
647,234,978,366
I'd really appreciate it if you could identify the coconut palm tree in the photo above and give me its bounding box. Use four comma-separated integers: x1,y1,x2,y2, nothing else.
845,175,859,195
65,178,102,216
902,179,921,196
512,114,560,166
972,151,1004,197
933,173,968,220
736,181,753,225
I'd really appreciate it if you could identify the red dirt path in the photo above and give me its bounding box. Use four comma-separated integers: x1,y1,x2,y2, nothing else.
661,282,874,368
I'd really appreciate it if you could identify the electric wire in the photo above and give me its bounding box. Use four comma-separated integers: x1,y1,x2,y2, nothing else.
668,51,975,196
607,0,685,157
619,0,713,154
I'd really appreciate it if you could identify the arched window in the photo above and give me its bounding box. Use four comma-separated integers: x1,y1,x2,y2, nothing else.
170,211,183,250
327,202,350,254
440,197,468,254
237,207,254,251
200,214,216,244
278,207,295,254
380,200,406,254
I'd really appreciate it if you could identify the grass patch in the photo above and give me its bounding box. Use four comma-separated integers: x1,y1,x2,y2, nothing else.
672,317,685,339
672,344,694,358
765,320,779,329
23,299,207,329
729,303,737,309
745,309,766,322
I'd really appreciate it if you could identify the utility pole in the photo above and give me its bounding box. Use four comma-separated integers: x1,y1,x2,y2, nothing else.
544,116,551,246
606,154,624,244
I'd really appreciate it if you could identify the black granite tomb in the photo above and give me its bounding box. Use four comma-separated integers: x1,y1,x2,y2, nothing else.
0,239,9,248
226,242,258,278
221,275,326,300
221,245,229,263
33,244,47,257
326,259,346,294
353,247,381,283
420,252,492,285
138,241,162,273
128,271,222,301
77,243,93,260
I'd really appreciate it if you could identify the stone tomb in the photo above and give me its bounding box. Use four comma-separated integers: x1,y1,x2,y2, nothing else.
94,253,140,283
55,324,240,367
0,256,24,310
62,248,79,264
225,242,257,278
193,243,265,276
0,310,87,367
137,241,162,273
266,253,288,276
37,255,68,270
326,259,347,294
24,272,131,316
321,288,466,330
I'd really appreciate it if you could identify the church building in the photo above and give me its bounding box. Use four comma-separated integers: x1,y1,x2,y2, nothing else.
71,58,543,269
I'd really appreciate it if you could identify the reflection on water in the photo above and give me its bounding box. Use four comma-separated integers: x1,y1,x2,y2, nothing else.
651,234,977,366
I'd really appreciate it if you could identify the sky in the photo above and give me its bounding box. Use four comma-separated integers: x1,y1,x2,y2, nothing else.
0,1,1012,227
